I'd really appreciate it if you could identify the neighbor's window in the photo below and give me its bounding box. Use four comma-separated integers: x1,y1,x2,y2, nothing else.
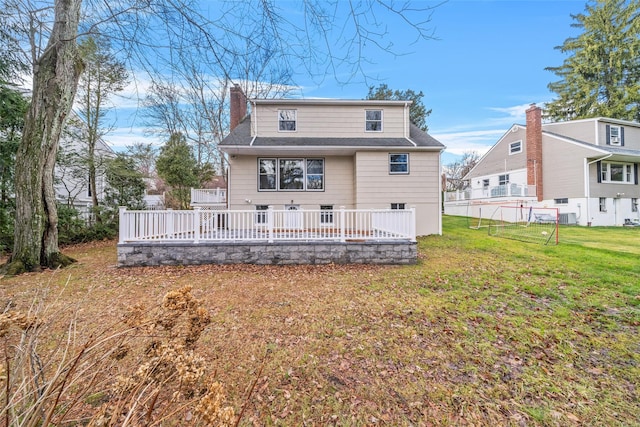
320,205,334,224
278,109,297,131
482,179,490,188
389,153,409,174
601,161,634,183
258,158,277,190
499,174,510,186
258,158,324,191
609,125,621,145
255,205,269,224
554,198,568,204
365,110,383,131
509,140,522,154
599,197,607,212
632,198,638,213
391,203,406,210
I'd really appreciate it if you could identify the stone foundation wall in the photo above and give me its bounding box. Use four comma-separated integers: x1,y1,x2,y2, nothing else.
117,241,417,267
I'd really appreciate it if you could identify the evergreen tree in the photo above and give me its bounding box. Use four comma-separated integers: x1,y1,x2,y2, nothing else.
545,0,640,122
366,84,432,131
104,153,147,212
156,133,200,209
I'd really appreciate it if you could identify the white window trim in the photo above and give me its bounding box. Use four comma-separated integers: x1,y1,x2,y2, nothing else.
365,109,383,132
601,161,635,184
389,153,409,175
509,140,523,155
278,109,297,132
609,125,621,145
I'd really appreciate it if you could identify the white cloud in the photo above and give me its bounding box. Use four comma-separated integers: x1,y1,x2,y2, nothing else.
432,129,505,156
104,127,164,152
486,102,545,127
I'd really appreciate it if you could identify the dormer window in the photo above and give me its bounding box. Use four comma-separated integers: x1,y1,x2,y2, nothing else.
606,125,624,146
278,109,297,131
365,110,383,132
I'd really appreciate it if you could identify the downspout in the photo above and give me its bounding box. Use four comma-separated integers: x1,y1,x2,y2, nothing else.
585,153,613,225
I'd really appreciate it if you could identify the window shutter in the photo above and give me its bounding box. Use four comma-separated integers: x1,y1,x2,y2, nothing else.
597,161,602,183
635,163,638,185
621,127,625,146
605,125,610,145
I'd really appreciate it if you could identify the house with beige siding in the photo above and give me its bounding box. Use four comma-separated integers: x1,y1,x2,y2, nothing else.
219,85,445,236
444,104,640,226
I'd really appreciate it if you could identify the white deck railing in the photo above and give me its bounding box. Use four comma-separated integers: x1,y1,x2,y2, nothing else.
119,207,416,243
190,188,227,204
444,184,537,202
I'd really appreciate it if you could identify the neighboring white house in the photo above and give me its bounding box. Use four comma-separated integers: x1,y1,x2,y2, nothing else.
444,104,640,226
218,85,446,236
54,112,116,218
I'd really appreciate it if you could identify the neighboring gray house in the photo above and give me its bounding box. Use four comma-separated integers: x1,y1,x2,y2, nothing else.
219,85,446,236
445,104,640,226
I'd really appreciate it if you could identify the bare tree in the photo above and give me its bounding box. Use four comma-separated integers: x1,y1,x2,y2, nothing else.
444,151,480,191
76,35,128,221
4,0,439,273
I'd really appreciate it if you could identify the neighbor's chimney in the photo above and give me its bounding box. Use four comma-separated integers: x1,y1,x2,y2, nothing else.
526,103,543,201
230,84,247,131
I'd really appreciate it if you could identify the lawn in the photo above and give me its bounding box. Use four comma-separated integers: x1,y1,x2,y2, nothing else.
1,215,638,426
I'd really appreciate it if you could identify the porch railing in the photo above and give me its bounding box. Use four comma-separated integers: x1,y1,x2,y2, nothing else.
190,188,227,204
119,207,416,243
444,184,537,202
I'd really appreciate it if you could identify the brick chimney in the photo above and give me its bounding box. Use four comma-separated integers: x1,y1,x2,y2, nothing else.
526,104,543,201
229,84,247,131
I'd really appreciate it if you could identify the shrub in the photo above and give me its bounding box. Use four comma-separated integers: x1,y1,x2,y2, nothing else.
0,286,235,426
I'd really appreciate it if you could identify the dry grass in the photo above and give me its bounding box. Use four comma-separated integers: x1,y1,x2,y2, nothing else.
1,219,639,426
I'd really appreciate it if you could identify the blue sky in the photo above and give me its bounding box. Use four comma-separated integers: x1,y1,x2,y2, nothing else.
107,0,587,165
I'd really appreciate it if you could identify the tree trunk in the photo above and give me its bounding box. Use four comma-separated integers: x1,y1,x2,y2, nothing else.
8,0,83,273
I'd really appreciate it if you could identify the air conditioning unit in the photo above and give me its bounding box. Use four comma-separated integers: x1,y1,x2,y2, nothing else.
610,136,620,144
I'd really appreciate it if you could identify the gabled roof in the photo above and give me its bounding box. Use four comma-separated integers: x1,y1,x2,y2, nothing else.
219,115,445,154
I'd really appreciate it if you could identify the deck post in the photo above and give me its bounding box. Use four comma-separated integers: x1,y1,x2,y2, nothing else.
267,205,274,243
118,206,127,243
339,206,346,243
194,207,201,243
409,207,417,242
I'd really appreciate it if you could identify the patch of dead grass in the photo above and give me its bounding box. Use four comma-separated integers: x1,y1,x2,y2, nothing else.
1,231,638,426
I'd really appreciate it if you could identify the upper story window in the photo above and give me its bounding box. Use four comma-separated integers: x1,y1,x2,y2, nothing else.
389,153,409,174
365,110,383,132
482,179,490,188
391,203,406,210
599,161,634,183
278,109,297,131
258,158,324,191
606,124,624,146
499,174,509,186
509,140,522,155
554,198,568,204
